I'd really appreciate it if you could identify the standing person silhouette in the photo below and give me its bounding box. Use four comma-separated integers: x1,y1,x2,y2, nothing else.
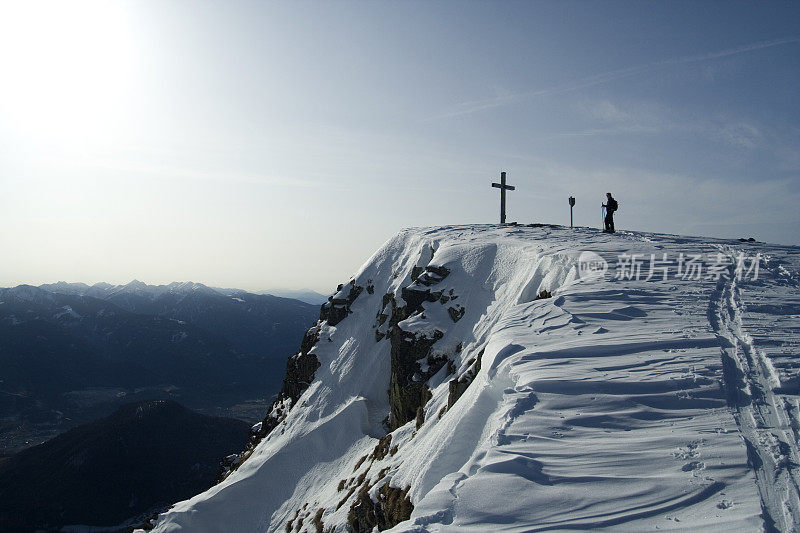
603,192,617,233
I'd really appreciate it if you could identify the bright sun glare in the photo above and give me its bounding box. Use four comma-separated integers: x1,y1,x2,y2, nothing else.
0,1,137,145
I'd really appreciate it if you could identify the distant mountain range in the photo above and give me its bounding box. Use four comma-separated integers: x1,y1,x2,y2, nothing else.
35,281,330,305
0,399,250,532
255,288,328,305
0,281,319,454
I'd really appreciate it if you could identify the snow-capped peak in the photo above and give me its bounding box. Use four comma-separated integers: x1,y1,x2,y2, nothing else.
136,224,800,532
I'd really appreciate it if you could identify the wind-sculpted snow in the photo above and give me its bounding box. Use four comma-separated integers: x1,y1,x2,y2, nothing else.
145,225,800,532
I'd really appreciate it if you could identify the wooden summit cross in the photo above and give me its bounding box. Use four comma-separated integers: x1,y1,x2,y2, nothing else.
491,171,515,224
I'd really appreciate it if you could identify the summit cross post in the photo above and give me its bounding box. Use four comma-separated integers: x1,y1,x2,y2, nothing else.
491,171,515,224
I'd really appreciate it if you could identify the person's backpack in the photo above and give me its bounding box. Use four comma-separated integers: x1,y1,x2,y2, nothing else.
609,198,618,211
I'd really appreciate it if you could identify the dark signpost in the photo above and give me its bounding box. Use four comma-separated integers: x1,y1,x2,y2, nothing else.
569,196,575,227
491,171,515,224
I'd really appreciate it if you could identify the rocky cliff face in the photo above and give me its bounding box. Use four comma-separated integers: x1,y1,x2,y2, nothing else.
216,261,455,531
204,236,481,531
384,264,456,431
217,280,366,482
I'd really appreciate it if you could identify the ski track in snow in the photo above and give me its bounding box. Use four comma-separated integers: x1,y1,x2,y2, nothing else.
708,254,800,531
144,225,800,533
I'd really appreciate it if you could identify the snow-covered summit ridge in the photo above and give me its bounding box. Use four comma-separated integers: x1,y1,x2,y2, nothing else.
148,224,800,532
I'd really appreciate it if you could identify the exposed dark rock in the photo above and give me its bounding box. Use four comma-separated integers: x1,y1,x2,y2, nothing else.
353,454,369,472
525,223,561,229
370,434,392,461
535,289,552,300
386,296,407,328
286,509,301,532
447,350,484,409
284,502,327,533
417,384,433,429
410,245,438,283
400,287,429,318
379,293,393,323
348,486,377,532
448,380,470,410
417,266,450,285
386,265,453,430
348,482,413,533
233,348,321,462
347,481,414,533
377,483,414,529
356,467,370,486
299,325,321,356
313,507,325,533
281,346,321,404
141,514,158,530
255,328,322,444
422,385,433,405
388,329,445,430
375,296,392,341
400,266,450,315
216,452,242,480
448,305,465,322
415,406,425,430
375,292,408,342
320,279,364,327
337,486,358,511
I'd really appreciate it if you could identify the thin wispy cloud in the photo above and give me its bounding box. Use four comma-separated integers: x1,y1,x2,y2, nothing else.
433,36,800,120
552,99,770,153
673,36,800,64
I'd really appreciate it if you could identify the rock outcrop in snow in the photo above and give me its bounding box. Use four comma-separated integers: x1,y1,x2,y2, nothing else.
147,224,800,533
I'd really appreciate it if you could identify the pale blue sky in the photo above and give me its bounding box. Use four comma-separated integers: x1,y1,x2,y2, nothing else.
1,1,798,292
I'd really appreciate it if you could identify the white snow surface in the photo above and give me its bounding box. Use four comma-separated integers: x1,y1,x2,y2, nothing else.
147,224,800,532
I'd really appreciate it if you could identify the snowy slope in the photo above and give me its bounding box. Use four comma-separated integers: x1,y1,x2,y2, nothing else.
146,224,800,532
